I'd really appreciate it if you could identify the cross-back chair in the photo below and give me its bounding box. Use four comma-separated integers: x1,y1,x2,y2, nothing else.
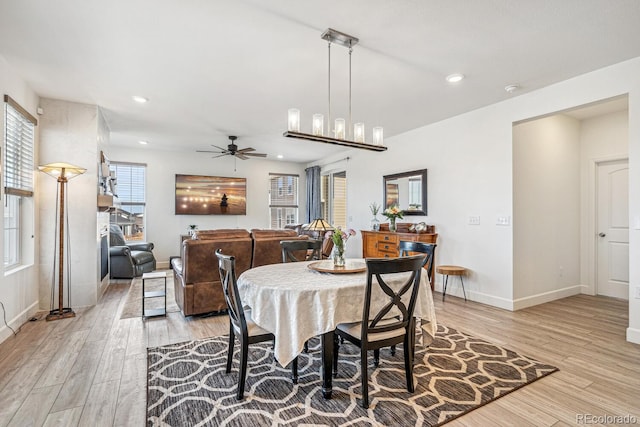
333,255,425,408
280,239,323,263
216,249,298,399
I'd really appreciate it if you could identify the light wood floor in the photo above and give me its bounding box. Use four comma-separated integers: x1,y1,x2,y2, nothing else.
1,277,639,426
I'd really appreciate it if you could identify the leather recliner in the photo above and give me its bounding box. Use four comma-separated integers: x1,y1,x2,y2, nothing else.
109,224,156,278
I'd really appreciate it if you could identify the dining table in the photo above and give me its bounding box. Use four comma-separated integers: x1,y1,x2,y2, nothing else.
236,258,437,399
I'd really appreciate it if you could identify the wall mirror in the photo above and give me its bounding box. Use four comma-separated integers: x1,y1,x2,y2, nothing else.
383,169,428,216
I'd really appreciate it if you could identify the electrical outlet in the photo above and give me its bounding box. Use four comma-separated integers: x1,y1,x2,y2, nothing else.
635,286,640,299
468,216,480,225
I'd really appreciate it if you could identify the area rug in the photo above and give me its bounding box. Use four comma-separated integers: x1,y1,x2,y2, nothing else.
147,325,557,426
120,271,180,319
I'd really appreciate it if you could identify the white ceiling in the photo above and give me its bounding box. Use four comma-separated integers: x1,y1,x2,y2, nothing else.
1,0,640,163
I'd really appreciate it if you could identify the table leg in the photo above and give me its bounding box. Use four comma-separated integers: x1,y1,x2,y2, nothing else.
321,331,334,399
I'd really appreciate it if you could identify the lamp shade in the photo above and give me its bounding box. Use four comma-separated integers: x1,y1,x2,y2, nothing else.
38,162,86,180
304,218,335,232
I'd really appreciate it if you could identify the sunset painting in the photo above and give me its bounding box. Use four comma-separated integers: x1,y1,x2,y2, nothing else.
175,174,247,215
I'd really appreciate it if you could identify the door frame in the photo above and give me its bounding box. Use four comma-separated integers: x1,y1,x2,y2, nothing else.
586,155,629,296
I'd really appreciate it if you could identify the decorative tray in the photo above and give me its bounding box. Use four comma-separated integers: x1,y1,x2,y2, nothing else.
308,260,367,274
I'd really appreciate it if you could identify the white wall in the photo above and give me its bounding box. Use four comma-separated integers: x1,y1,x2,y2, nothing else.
38,99,100,309
513,115,582,306
328,57,640,344
0,55,40,343
104,145,307,267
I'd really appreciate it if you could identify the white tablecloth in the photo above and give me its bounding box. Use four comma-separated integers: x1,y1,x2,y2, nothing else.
237,259,437,366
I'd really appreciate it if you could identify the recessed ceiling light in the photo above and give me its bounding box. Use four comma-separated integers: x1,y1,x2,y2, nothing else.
277,154,284,159
505,84,519,93
132,95,148,103
446,73,465,83
138,140,149,145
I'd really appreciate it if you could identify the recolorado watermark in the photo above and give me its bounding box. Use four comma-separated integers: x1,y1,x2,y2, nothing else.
576,414,637,424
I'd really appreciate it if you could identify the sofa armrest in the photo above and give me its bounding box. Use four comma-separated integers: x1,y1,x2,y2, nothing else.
109,246,131,257
128,242,154,251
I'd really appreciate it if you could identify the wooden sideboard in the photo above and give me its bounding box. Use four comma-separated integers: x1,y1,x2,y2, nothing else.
361,230,438,289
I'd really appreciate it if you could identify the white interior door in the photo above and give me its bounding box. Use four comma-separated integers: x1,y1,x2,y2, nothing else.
597,159,629,299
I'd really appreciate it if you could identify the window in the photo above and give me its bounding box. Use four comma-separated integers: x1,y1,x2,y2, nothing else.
109,162,146,241
269,173,299,228
321,171,347,229
3,95,36,269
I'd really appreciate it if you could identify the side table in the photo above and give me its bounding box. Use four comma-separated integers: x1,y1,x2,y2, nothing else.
142,271,167,319
436,265,467,302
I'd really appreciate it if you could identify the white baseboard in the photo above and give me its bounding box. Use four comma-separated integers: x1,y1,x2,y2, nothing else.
627,327,640,344
157,260,170,270
434,283,584,311
0,301,39,344
433,283,514,310
512,285,582,311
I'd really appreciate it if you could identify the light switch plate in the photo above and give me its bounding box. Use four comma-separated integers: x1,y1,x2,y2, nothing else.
468,216,480,225
496,216,511,226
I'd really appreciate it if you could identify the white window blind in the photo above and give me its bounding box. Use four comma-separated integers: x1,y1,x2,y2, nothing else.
4,95,36,197
269,173,299,228
110,162,146,204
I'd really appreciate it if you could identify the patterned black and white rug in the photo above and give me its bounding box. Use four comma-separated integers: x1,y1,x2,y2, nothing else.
147,325,557,426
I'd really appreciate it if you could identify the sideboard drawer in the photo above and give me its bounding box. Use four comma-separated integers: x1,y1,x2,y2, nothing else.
376,239,397,254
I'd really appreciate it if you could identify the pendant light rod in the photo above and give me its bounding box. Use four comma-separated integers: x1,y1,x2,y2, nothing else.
328,41,331,135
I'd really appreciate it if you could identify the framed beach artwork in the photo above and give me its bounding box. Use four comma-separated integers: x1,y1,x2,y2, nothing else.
175,174,247,215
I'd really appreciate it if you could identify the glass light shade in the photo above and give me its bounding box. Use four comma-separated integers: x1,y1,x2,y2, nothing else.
38,162,87,180
304,218,334,232
312,114,324,136
354,123,365,143
288,108,300,132
373,127,384,145
334,118,346,139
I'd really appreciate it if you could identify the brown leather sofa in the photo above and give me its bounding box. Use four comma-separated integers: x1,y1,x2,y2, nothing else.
250,229,308,267
171,228,317,316
171,229,252,316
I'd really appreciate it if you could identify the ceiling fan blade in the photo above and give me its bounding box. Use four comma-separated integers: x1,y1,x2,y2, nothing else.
210,153,230,159
235,153,250,160
210,144,228,151
244,152,267,157
236,147,256,153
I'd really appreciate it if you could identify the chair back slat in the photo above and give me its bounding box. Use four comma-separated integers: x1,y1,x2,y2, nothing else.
280,239,322,263
363,256,424,338
399,240,437,286
215,249,248,337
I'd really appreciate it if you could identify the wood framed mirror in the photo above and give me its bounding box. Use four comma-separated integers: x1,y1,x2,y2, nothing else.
383,169,427,216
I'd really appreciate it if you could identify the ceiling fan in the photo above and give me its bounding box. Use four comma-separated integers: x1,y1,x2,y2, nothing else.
196,135,267,160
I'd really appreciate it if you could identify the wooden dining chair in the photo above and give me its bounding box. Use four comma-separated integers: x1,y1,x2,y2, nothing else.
280,239,322,263
216,249,298,400
333,255,425,408
398,240,437,285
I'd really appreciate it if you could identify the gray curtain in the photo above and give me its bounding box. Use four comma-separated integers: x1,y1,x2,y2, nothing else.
305,166,322,223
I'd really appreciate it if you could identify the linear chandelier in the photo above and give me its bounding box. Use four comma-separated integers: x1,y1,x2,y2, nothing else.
284,28,387,152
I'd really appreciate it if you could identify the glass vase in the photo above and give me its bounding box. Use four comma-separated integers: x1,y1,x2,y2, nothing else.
389,217,397,232
332,246,345,267
370,216,380,231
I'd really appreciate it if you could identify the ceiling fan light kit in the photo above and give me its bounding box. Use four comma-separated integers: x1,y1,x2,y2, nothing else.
284,28,387,152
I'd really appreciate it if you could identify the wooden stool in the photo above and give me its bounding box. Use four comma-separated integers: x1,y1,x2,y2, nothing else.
436,265,467,302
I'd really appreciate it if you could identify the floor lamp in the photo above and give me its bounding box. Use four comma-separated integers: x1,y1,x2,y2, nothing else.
39,162,86,321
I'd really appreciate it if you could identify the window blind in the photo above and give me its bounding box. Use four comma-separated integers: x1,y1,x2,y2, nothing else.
4,95,36,197
110,162,146,205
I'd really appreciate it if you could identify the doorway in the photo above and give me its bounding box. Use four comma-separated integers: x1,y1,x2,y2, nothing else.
596,159,629,299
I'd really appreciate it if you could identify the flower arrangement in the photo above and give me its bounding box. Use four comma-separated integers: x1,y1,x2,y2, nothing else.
382,205,404,220
325,227,356,266
382,205,403,232
326,227,356,251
